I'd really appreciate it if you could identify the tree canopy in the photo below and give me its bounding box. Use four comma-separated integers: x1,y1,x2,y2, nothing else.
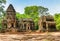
24,6,49,30
38,6,49,16
0,0,6,17
54,13,60,30
0,0,6,29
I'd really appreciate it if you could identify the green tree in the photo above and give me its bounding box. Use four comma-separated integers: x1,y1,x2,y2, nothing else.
0,0,6,29
24,6,39,30
24,6,38,15
0,0,6,17
38,6,48,16
24,6,49,30
16,12,31,19
54,13,60,30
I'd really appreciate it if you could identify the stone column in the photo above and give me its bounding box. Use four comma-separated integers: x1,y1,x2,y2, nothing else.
26,23,28,30
14,23,16,28
38,22,43,32
24,23,26,30
46,22,48,32
23,23,24,30
20,23,23,31
28,23,30,30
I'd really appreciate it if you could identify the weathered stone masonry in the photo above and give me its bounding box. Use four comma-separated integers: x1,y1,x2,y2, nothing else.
2,4,35,32
2,4,56,32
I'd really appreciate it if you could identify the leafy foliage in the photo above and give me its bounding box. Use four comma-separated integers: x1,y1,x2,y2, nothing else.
54,13,60,30
38,6,49,16
16,12,31,19
0,0,6,17
0,0,6,29
24,6,39,30
24,6,48,30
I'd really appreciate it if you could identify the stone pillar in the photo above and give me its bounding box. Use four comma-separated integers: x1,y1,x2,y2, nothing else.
46,22,48,32
14,23,16,28
24,23,26,30
28,23,30,30
23,23,24,30
38,22,43,32
20,23,22,31
26,23,28,30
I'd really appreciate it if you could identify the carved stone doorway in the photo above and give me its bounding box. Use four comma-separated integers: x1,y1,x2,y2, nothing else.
11,23,14,28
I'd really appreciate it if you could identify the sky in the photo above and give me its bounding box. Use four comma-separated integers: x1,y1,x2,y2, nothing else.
4,0,60,15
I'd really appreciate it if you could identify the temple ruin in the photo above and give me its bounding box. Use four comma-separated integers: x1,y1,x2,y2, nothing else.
2,4,35,32
38,15,57,32
18,19,35,32
2,4,57,33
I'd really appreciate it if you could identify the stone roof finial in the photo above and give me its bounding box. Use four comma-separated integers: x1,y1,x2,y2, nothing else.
6,4,15,12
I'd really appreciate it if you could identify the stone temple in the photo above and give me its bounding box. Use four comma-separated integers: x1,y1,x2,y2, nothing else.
2,4,35,32
2,4,57,33
38,15,57,32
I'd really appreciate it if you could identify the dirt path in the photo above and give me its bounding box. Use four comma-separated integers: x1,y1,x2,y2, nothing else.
0,32,60,41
